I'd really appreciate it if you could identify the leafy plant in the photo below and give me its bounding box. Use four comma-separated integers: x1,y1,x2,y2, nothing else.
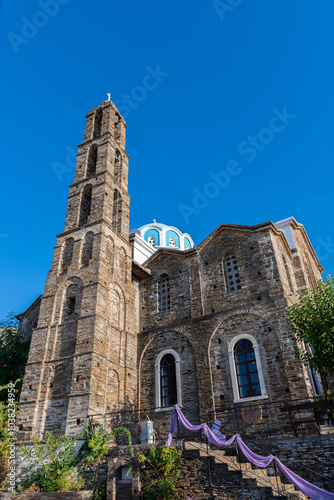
88,478,106,500
286,276,334,377
18,424,134,495
138,445,183,500
20,431,85,492
77,424,133,497
0,312,30,401
311,389,333,415
0,382,20,491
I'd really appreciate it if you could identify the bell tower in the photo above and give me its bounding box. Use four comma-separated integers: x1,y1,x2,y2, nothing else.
18,99,139,438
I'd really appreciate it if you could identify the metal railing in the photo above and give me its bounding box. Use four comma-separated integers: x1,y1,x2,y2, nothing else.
209,395,334,439
86,395,334,446
87,406,176,445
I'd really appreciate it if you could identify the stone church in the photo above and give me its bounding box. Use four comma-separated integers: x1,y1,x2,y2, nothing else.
16,98,324,441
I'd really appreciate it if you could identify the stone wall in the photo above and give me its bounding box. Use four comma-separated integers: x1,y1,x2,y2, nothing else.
104,434,334,499
138,221,319,433
17,100,139,442
0,493,91,500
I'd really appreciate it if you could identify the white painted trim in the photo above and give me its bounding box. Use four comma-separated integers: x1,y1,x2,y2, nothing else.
155,349,182,410
130,224,195,251
228,334,268,404
129,233,155,265
275,217,297,250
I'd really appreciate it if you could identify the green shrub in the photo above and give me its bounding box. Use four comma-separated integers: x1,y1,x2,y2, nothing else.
138,446,183,500
20,431,85,492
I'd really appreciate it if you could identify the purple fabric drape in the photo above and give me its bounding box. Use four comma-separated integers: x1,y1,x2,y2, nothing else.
166,405,334,500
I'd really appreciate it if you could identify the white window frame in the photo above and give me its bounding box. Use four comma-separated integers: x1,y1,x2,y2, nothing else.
155,349,182,411
228,333,268,404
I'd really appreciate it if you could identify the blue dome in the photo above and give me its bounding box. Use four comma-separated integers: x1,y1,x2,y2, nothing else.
130,222,194,251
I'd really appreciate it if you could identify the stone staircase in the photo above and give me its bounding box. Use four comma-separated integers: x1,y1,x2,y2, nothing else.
178,442,307,499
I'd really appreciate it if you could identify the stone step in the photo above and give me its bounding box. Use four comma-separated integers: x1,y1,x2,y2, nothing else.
319,424,334,434
183,442,307,499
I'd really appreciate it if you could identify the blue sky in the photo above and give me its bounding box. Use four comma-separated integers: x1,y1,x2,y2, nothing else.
1,0,334,319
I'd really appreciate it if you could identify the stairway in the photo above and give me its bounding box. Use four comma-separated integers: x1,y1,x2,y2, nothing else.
178,442,307,499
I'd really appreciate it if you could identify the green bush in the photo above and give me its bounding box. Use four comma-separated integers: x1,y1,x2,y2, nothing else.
138,446,183,500
20,431,85,492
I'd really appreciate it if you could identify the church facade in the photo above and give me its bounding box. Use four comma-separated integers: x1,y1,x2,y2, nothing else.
16,99,324,440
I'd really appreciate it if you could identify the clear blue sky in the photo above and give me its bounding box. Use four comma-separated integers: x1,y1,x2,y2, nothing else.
1,0,334,319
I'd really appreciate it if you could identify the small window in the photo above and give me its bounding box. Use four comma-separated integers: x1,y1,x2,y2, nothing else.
114,150,122,184
81,232,94,268
79,185,92,226
160,354,177,407
234,340,261,398
62,238,74,274
93,109,102,138
67,297,76,315
112,190,122,233
158,274,170,311
148,236,156,247
114,113,121,140
224,255,242,291
87,145,97,177
169,238,176,247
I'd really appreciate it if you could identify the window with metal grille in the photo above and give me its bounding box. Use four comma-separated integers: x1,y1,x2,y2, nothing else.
158,274,170,311
160,354,177,407
224,255,242,291
234,340,261,398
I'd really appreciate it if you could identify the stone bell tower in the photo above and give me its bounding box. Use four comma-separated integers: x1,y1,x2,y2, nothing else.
18,99,139,439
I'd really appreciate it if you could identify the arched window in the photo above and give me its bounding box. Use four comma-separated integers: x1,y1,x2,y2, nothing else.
148,236,156,247
224,255,242,292
282,255,294,293
228,334,268,403
114,113,121,140
112,189,122,233
81,232,94,268
93,109,102,138
79,185,92,226
87,145,97,177
115,150,122,184
155,349,182,408
160,354,177,407
158,274,170,311
62,284,81,321
234,340,261,398
62,238,74,273
169,238,176,247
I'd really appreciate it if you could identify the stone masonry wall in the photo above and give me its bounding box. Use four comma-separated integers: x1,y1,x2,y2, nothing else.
138,222,312,433
17,100,138,442
105,434,334,499
0,494,91,500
